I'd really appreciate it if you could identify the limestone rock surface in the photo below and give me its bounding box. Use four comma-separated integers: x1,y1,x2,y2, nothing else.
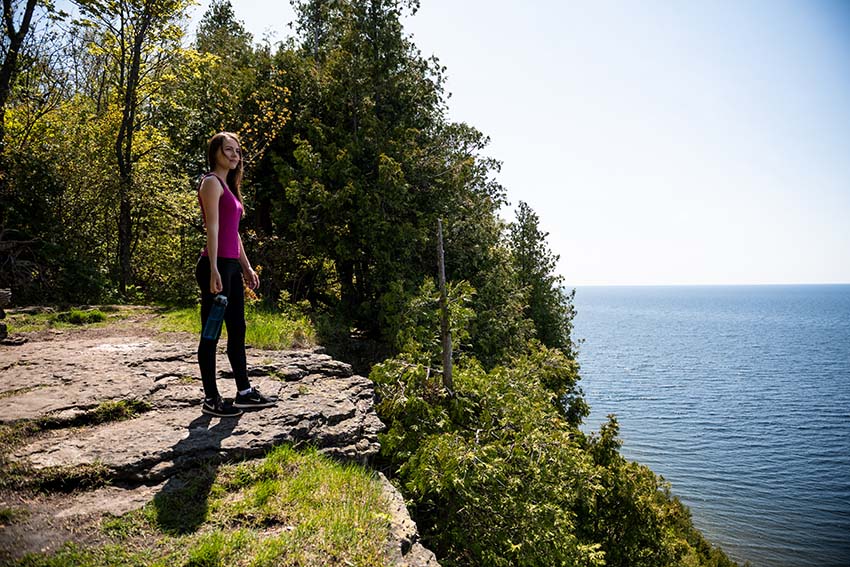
0,326,439,567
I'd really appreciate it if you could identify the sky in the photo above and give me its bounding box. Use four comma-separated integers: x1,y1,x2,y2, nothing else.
189,0,850,286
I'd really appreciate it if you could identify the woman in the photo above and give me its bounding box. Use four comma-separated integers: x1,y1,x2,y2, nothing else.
196,131,275,417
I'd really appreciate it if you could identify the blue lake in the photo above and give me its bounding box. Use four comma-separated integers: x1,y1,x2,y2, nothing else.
572,285,850,567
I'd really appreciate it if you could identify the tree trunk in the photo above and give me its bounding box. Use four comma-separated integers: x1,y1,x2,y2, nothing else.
0,288,9,339
437,218,453,392
0,0,38,167
338,259,356,317
114,8,152,295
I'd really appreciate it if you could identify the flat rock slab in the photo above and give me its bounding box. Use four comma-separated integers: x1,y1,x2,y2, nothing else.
1,336,383,479
0,326,439,567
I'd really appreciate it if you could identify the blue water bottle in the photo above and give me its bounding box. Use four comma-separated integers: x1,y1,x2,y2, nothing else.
202,294,228,340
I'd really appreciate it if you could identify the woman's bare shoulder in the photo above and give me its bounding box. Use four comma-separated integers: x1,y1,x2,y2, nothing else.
198,174,224,197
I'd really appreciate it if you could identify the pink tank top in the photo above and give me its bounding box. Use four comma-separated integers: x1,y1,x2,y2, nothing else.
199,174,243,259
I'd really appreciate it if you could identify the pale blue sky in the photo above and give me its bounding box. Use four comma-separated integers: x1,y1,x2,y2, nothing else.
191,0,850,286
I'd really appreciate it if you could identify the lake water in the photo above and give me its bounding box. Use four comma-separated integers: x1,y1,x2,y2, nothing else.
572,285,850,567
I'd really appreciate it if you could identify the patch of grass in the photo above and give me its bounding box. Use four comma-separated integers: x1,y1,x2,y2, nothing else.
101,513,148,541
147,465,217,536
5,310,58,333
55,309,107,325
156,305,316,350
245,307,316,349
0,420,49,453
30,462,111,493
21,399,151,436
0,399,150,446
0,506,28,525
206,445,392,565
249,533,306,567
0,419,66,491
0,459,112,493
155,306,201,335
0,385,44,400
6,306,139,333
11,542,162,567
185,529,251,566
88,399,151,425
13,445,394,566
0,399,151,492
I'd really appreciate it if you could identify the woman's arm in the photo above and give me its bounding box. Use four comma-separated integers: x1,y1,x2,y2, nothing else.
238,234,259,290
199,176,224,294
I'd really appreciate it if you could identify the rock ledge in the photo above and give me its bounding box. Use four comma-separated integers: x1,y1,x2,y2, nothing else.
0,331,438,566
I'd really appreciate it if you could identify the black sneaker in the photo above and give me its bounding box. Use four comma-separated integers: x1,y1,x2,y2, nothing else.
234,387,277,409
202,396,243,418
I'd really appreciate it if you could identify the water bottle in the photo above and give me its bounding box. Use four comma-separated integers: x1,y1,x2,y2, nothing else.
202,294,228,340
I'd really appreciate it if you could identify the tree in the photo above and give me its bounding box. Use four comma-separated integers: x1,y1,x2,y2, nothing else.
281,0,445,317
264,0,520,346
0,0,37,155
163,0,255,173
73,0,192,296
510,200,577,356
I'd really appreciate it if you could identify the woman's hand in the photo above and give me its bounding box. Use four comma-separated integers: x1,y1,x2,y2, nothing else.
243,267,259,290
210,269,223,294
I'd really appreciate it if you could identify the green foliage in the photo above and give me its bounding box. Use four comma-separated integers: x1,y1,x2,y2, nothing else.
38,445,394,567
579,416,741,567
372,347,602,566
0,142,112,304
55,308,106,325
156,304,316,349
373,343,737,567
383,277,476,365
258,1,513,344
510,201,577,356
12,543,159,567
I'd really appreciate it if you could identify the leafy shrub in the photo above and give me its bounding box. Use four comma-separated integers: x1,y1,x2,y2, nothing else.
372,346,602,567
372,344,738,567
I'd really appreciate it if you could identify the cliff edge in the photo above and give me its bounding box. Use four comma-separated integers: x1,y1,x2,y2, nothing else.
0,312,438,566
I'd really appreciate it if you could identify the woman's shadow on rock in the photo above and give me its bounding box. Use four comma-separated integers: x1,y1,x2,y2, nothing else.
151,412,242,535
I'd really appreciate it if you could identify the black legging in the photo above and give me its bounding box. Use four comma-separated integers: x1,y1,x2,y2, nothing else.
196,256,251,399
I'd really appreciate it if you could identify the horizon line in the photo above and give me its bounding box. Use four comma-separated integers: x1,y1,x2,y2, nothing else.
564,282,850,288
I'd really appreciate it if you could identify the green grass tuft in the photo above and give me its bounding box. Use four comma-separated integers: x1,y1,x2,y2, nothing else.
12,542,160,567
0,506,28,524
5,310,59,333
55,309,107,325
12,444,393,566
31,462,111,493
185,530,251,567
6,306,141,333
89,399,151,424
157,305,316,350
